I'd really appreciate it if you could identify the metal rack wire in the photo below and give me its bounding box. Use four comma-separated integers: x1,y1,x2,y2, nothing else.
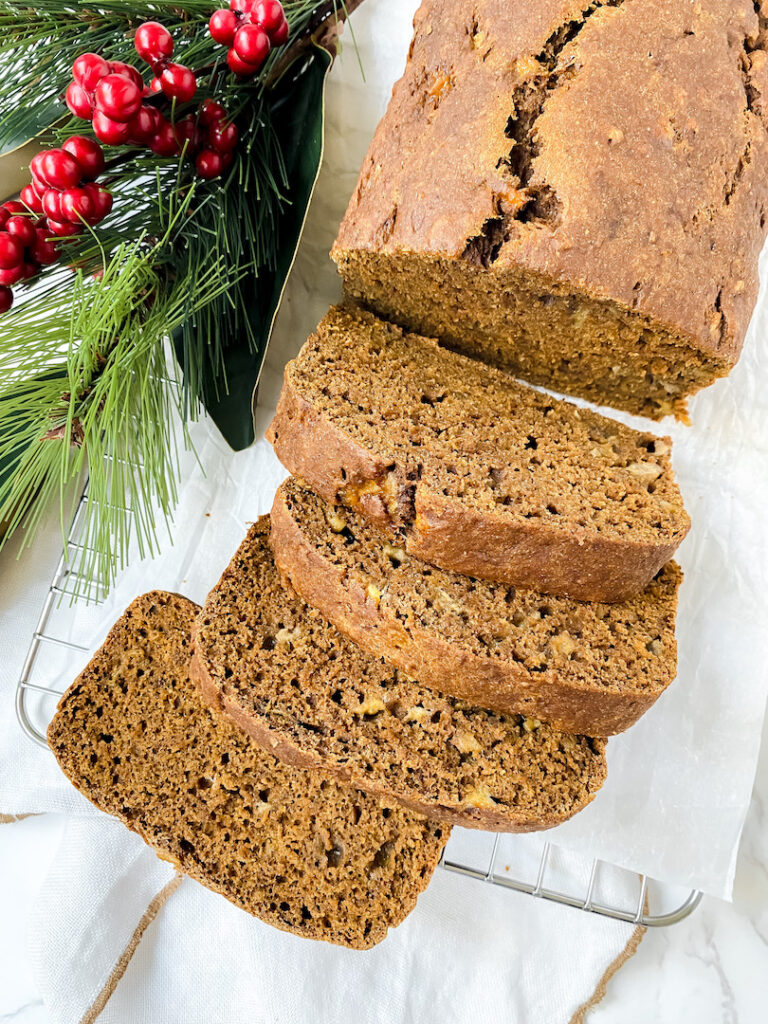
15,481,703,929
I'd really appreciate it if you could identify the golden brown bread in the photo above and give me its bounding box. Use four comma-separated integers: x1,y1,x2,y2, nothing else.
332,0,768,418
48,592,448,950
192,519,608,832
267,305,689,602
270,479,681,736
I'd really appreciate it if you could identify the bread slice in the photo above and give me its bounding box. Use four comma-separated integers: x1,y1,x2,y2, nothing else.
191,520,607,832
48,592,448,950
266,306,690,602
270,479,681,737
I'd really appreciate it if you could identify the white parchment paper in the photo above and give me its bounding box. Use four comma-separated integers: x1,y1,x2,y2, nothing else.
2,0,768,900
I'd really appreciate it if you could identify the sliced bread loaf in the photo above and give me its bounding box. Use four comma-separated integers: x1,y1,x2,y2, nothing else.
48,592,448,950
266,305,690,603
191,520,607,832
270,479,681,736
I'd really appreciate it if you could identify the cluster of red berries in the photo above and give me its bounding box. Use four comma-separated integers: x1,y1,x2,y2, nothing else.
209,0,289,76
0,204,52,312
134,21,197,102
64,23,234,177
0,138,112,313
65,23,197,150
175,99,240,178
25,137,113,233
67,53,154,146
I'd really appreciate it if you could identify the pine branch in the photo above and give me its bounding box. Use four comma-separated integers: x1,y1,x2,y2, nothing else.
0,217,238,592
0,0,367,593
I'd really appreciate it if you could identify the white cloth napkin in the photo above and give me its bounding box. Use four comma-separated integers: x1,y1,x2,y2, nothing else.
28,817,645,1024
1,0,768,1019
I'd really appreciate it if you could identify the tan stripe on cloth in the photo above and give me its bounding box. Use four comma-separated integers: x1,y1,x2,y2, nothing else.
80,873,183,1024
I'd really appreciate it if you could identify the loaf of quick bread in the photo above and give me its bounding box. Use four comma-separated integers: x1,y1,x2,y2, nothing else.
332,0,768,418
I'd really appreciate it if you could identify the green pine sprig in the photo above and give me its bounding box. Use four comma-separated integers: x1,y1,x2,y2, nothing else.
0,0,360,596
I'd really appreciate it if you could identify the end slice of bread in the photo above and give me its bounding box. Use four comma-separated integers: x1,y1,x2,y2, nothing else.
270,479,682,736
48,592,448,950
266,305,690,602
192,520,607,833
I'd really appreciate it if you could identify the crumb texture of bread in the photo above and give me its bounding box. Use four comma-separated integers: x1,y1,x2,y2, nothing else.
271,480,681,736
332,0,768,417
47,591,447,950
193,522,607,832
267,305,689,601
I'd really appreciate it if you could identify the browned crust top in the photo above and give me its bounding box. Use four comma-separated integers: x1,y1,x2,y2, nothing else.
334,0,768,360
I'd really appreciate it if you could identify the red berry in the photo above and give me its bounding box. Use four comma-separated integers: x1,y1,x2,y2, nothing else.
126,105,158,143
253,0,284,34
42,190,63,221
175,116,202,153
196,149,226,178
72,53,110,91
0,209,8,229
134,21,174,64
20,261,39,280
230,0,255,11
30,153,48,182
0,264,24,284
159,63,197,102
200,99,227,126
226,48,260,76
108,61,145,91
209,9,238,45
62,136,106,180
148,121,181,157
20,185,44,214
94,74,142,121
2,201,26,216
39,149,82,189
0,285,12,313
82,184,113,222
149,77,163,94
6,216,36,248
31,229,60,265
208,120,239,153
0,232,23,269
65,82,93,119
46,219,81,238
233,24,270,66
31,174,48,198
270,17,289,45
60,187,95,224
92,110,131,145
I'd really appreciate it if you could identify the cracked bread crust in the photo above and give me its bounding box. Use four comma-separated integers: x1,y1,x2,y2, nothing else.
270,480,681,736
48,592,447,950
192,520,608,832
266,305,689,603
332,0,768,417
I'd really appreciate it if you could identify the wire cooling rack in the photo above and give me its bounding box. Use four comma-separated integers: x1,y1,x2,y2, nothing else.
15,481,703,929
